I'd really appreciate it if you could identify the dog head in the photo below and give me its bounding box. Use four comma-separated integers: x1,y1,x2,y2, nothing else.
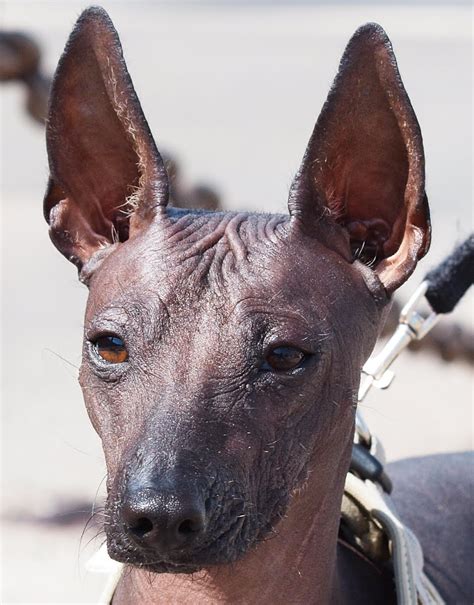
44,7,429,572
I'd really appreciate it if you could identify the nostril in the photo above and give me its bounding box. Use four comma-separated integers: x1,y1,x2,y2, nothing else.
129,516,154,539
178,518,200,536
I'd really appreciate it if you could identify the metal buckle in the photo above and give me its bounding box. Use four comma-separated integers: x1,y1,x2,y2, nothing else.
354,281,440,483
358,281,440,403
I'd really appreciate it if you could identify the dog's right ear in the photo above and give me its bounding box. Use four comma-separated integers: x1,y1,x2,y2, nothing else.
44,7,168,280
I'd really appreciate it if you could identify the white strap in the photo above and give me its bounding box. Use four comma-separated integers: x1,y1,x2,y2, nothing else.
344,473,445,605
86,544,123,605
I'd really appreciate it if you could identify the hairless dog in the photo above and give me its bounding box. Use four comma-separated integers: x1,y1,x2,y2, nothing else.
43,7,472,604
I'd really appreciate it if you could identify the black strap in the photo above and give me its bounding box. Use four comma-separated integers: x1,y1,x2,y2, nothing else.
425,234,474,314
350,444,393,494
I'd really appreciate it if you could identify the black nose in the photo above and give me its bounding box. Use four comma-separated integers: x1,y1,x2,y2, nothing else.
121,488,206,553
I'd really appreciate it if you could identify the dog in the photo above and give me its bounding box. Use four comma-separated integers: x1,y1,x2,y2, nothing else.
43,7,472,604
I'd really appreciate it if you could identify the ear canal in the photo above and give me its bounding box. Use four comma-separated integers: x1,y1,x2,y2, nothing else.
43,6,169,275
289,23,430,294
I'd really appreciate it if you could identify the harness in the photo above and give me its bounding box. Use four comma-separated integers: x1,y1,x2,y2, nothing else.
343,427,444,605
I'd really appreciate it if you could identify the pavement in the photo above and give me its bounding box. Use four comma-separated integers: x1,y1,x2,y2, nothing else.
1,2,472,603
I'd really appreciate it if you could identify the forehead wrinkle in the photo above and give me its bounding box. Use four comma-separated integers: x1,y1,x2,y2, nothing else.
224,213,247,262
90,212,292,332
165,213,232,252
154,211,288,257
147,212,288,292
177,216,235,263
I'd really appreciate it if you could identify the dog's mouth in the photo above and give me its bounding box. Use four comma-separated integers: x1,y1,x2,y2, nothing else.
104,464,292,573
106,509,251,573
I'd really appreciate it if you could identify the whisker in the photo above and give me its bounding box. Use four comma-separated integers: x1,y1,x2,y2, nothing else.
43,347,80,371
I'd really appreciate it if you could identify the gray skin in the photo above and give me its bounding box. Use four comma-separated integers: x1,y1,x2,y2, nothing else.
43,7,472,604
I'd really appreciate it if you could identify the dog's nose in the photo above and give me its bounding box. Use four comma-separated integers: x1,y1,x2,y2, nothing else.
121,488,206,552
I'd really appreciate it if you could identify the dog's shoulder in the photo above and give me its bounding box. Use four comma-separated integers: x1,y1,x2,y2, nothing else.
388,451,473,603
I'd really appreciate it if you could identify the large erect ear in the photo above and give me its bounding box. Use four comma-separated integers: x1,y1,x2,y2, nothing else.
43,7,168,276
289,23,430,294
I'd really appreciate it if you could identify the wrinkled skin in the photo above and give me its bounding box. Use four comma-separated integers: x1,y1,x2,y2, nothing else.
44,7,445,604
81,210,381,571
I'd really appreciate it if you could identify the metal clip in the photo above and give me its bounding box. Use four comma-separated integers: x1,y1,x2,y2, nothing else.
358,281,440,402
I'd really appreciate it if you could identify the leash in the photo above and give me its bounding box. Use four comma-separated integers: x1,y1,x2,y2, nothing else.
346,234,473,605
358,233,473,407
353,234,473,481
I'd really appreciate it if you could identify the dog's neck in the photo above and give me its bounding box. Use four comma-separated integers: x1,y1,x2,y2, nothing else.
112,436,352,605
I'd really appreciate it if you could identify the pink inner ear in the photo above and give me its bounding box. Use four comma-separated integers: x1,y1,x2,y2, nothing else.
340,158,408,263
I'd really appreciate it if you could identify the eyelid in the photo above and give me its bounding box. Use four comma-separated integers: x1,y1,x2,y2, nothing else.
86,323,128,342
262,338,315,357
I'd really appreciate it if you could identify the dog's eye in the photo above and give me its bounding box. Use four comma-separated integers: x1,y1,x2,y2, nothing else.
262,346,307,372
93,335,128,364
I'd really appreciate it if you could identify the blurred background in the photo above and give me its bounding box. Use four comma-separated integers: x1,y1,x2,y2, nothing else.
1,1,472,602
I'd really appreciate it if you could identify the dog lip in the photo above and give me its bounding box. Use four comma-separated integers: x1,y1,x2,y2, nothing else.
134,560,202,574
107,540,201,573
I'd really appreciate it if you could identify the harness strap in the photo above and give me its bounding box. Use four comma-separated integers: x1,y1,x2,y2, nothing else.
344,473,445,605
86,544,123,605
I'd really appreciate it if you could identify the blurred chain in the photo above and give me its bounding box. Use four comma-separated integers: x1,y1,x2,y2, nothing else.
163,153,221,211
0,31,51,123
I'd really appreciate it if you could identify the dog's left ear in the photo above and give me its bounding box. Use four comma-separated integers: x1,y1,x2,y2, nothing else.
289,23,430,294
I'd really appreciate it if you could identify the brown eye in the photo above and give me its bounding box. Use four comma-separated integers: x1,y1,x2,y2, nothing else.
263,346,307,372
94,335,128,364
